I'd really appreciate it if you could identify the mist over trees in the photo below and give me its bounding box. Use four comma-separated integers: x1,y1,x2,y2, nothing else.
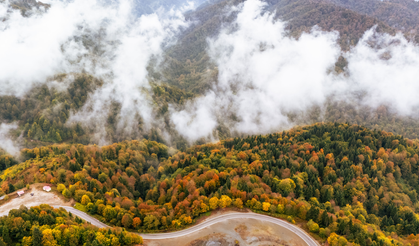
1,0,419,244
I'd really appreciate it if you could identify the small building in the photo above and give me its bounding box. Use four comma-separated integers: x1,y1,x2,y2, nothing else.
17,191,24,196
43,186,51,192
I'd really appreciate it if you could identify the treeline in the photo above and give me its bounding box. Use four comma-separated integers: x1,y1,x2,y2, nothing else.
0,204,142,246
3,123,419,245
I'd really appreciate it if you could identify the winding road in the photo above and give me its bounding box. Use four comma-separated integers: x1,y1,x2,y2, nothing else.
53,206,319,246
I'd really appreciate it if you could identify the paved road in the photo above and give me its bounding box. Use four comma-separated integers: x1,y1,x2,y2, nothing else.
53,206,319,246
53,206,109,228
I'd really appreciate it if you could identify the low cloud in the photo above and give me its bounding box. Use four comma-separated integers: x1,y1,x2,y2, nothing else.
0,123,19,156
345,29,419,115
1,0,190,145
171,0,419,142
2,0,419,148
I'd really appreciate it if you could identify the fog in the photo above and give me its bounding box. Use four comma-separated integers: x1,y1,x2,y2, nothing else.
170,0,419,142
1,0,419,149
0,123,19,156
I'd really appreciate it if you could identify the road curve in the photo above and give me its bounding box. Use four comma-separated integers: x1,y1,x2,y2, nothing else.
53,206,319,246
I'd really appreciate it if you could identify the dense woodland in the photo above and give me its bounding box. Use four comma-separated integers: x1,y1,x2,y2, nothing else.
2,123,419,245
2,0,419,245
0,204,142,246
0,0,419,151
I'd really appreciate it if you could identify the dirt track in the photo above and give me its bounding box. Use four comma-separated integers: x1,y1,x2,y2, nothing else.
0,186,71,216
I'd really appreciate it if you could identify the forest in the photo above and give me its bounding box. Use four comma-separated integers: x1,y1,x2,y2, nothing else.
2,0,419,245
0,204,142,245
1,0,419,152
1,123,419,245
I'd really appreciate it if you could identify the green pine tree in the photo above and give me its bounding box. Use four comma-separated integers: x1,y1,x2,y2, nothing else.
2,226,10,245
32,227,43,246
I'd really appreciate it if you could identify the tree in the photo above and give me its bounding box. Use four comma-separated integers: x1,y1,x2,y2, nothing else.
42,229,58,246
262,202,271,212
233,198,243,209
209,197,219,210
2,226,11,245
56,132,62,142
254,201,262,210
103,206,117,221
0,238,6,246
133,217,142,229
122,214,133,229
57,184,65,193
277,179,296,196
328,233,348,246
81,195,91,205
62,189,71,198
218,195,232,208
270,204,277,214
307,220,320,233
8,183,14,193
143,214,160,230
277,204,285,214
32,227,43,246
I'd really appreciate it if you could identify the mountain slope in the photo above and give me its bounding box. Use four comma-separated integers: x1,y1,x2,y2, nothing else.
2,123,419,245
163,0,395,93
325,0,419,42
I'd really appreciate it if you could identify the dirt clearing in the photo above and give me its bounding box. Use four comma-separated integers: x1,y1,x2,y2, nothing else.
0,184,72,216
144,217,308,246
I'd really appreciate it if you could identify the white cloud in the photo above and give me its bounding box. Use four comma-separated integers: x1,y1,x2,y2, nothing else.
170,0,419,142
345,29,419,114
170,0,341,141
65,1,189,144
0,123,19,156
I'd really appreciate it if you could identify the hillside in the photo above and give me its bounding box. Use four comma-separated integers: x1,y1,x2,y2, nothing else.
162,0,395,93
325,0,419,42
0,204,143,245
1,123,419,245
0,0,418,152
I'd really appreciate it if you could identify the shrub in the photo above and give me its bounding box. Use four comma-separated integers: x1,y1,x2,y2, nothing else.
62,189,71,198
57,184,65,193
307,219,320,233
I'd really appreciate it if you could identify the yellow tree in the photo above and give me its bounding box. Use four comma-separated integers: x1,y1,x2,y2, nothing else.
233,198,243,209
209,197,219,210
42,229,58,246
327,233,348,246
218,195,232,208
200,202,209,213
262,202,271,212
95,232,111,246
57,184,65,193
22,237,32,246
81,195,91,205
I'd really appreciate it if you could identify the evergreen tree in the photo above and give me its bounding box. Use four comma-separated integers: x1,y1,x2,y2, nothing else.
2,226,11,245
8,183,14,193
32,227,43,246
320,210,329,227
